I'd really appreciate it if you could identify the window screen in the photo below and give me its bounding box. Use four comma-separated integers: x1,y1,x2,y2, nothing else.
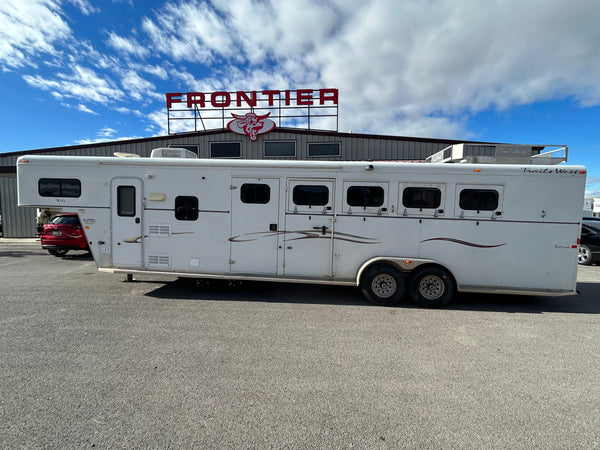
117,186,136,217
264,141,296,157
38,178,81,198
175,196,199,220
241,184,270,204
402,187,441,209
293,185,329,206
307,143,340,157
210,142,241,158
459,189,499,211
347,186,384,207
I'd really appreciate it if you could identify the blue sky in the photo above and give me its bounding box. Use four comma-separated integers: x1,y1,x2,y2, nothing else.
1,0,599,196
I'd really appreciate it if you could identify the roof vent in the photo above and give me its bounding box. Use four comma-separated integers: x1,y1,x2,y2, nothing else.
150,147,198,159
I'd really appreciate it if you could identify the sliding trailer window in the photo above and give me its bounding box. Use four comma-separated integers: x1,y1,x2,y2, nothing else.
399,183,445,216
456,185,503,218
38,178,81,198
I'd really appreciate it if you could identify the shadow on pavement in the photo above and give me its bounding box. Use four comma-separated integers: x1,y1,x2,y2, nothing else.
144,277,600,314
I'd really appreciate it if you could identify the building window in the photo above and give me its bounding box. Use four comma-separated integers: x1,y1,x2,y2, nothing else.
402,187,441,209
241,184,270,204
459,189,499,211
264,141,296,157
117,186,136,217
347,186,384,207
293,185,329,206
210,141,241,158
175,196,199,220
38,178,81,198
307,142,340,157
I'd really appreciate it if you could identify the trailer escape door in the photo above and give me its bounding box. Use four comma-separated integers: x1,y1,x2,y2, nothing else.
230,177,280,274
111,178,143,267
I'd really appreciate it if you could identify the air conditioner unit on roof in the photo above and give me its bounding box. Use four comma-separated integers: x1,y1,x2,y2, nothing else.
150,147,198,159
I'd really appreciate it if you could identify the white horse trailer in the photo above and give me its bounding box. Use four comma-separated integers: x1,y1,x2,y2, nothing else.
17,146,586,307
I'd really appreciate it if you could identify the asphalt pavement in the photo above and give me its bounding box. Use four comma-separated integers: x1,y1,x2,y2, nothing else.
1,240,599,448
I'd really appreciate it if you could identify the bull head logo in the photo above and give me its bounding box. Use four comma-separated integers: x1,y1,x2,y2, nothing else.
227,112,276,141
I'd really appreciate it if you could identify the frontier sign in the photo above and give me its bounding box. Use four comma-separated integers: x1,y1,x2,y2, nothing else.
165,88,339,139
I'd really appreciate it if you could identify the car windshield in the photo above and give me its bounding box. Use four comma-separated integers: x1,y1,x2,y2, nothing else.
51,215,79,225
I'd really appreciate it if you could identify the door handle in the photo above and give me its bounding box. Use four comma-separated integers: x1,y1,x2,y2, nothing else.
313,226,328,235
135,217,140,223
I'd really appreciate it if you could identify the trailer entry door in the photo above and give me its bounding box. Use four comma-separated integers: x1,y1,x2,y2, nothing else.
284,179,335,277
111,177,143,267
230,177,280,274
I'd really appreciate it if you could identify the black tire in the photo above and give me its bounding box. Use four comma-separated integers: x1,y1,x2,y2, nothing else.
360,264,406,306
48,249,68,257
578,245,593,265
409,266,455,308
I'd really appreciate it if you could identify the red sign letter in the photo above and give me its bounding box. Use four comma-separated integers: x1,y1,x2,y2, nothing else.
262,90,280,106
319,88,338,105
166,92,182,108
297,89,313,106
211,91,231,108
186,92,205,108
236,91,257,107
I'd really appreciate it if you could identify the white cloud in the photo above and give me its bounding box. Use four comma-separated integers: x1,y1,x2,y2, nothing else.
23,65,124,105
120,70,163,102
67,0,100,15
0,0,71,69
106,32,150,58
135,0,600,138
77,103,98,114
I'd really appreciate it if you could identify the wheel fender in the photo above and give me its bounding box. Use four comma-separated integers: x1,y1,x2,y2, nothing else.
356,257,450,286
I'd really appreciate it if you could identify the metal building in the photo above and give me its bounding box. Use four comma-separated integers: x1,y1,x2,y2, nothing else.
0,127,481,237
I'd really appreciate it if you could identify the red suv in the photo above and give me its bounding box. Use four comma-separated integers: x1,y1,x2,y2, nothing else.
40,213,90,257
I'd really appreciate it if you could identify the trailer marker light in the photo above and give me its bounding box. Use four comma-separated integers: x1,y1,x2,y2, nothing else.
577,238,581,244
579,170,586,174
572,245,577,248
405,260,412,264
474,168,481,172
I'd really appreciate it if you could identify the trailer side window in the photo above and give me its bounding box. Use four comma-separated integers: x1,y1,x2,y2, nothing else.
241,184,270,204
39,178,81,198
402,187,441,209
293,185,329,206
347,186,384,207
459,189,499,211
175,196,199,220
117,186,136,217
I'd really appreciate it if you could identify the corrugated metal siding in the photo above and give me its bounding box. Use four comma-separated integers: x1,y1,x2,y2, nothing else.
0,175,37,238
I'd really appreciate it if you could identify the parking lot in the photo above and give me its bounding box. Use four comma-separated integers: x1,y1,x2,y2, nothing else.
1,241,599,448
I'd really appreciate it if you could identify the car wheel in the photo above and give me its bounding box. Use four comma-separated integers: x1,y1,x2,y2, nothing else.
360,264,406,306
409,266,455,308
48,249,68,257
578,245,593,265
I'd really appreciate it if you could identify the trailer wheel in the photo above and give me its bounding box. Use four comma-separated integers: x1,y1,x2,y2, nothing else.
360,264,405,306
48,249,68,257
578,245,593,265
409,266,454,308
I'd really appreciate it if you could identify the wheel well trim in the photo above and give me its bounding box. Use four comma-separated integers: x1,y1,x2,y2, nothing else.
356,257,458,288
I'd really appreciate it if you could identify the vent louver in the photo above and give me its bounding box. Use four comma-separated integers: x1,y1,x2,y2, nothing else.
148,224,171,236
148,254,171,267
